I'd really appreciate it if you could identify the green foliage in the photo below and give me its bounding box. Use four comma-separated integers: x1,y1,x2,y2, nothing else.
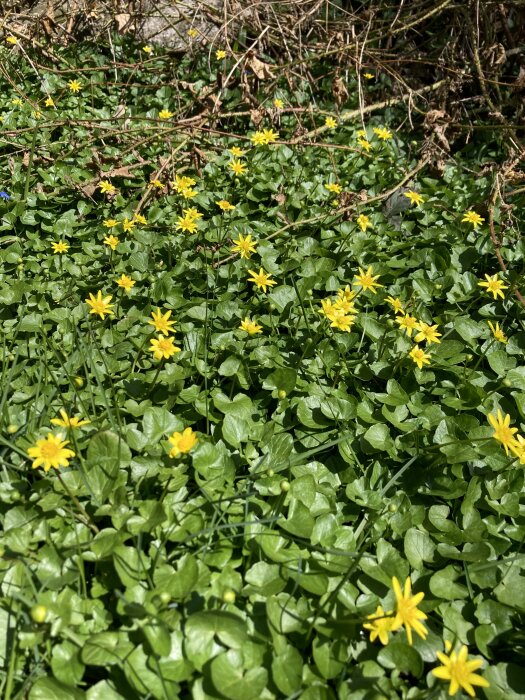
0,32,524,700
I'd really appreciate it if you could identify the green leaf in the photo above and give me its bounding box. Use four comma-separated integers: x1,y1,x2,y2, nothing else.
81,632,134,666
142,407,182,443
85,431,131,503
377,643,423,678
29,677,86,700
404,528,435,570
363,423,394,451
210,650,268,700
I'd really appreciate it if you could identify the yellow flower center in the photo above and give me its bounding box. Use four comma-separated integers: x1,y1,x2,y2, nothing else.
40,441,61,459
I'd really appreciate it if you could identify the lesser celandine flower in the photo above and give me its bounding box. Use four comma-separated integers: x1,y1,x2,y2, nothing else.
273,98,284,108
487,320,507,343
385,296,404,314
216,49,226,59
432,642,489,697
173,174,196,191
363,72,374,79
152,179,163,188
148,308,176,335
183,207,203,221
488,409,518,455
116,274,135,292
104,234,119,250
229,159,247,175
353,266,383,294
99,180,116,194
51,241,69,254
176,214,198,233
159,109,174,119
6,36,19,45
231,233,257,259
356,214,370,231
103,218,118,228
325,183,342,194
247,268,277,293
122,218,135,233
363,606,395,645
478,273,508,300
396,314,418,337
414,322,442,344
187,28,198,38
85,291,115,319
240,318,263,335
45,97,55,107
142,45,152,53
216,199,235,211
329,312,355,332
67,79,82,93
390,576,428,645
27,433,75,472
51,409,91,429
462,210,485,228
149,335,181,361
325,116,337,129
373,126,393,140
510,434,525,464
403,190,424,206
229,146,245,157
261,128,279,144
251,131,267,146
168,427,197,457
409,345,431,369
358,138,372,152
133,213,147,225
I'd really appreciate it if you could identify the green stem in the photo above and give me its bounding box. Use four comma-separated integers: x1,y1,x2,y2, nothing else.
23,127,38,202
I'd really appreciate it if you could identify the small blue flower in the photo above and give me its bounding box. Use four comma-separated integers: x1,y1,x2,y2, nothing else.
0,191,10,201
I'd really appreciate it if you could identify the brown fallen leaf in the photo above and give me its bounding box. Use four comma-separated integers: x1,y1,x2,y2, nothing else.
247,55,275,80
115,13,131,33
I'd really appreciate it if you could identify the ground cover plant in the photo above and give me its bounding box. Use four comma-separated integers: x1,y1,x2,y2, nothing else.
1,21,525,700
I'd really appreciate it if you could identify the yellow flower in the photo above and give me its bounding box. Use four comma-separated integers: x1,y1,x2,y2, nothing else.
273,98,284,108
409,345,431,369
358,138,372,152
432,644,489,698
142,45,152,53
216,49,227,59
176,214,198,234
403,190,424,206
187,28,199,38
229,146,246,157
116,274,135,292
363,606,395,645
240,317,263,335
45,97,55,107
50,409,90,429
373,126,393,140
51,241,69,254
103,219,119,228
320,298,336,319
487,320,507,344
168,427,198,457
353,266,383,294
338,285,357,303
99,180,116,194
250,131,267,146
414,322,442,344
325,116,337,129
67,79,82,93
149,335,181,361
85,291,115,319
180,187,197,199
173,174,196,191
261,128,279,144
356,214,371,231
333,296,357,315
12,98,23,106
104,236,119,250
27,433,75,472
510,434,525,464
216,199,235,211
363,72,374,79
390,576,428,645
325,183,342,194
488,409,519,455
159,109,174,119
385,296,404,314
396,314,419,337
152,179,163,188
229,158,247,175
122,218,135,233
231,233,257,259
148,308,176,335
183,207,203,220
329,312,356,332
132,213,147,225
247,268,277,293
478,273,508,300
462,210,485,228
6,36,19,45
